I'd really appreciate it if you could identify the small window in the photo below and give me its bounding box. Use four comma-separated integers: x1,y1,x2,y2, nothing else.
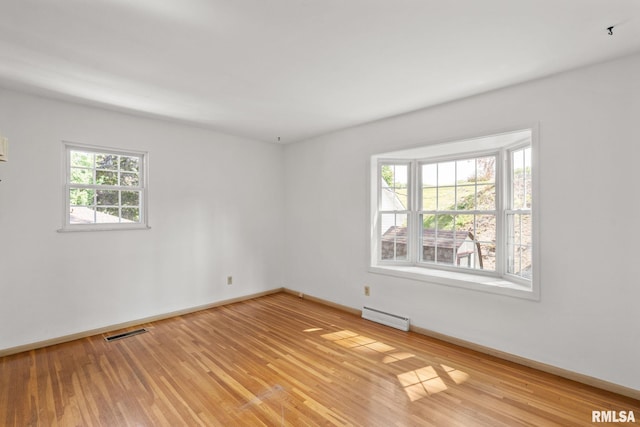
62,143,148,231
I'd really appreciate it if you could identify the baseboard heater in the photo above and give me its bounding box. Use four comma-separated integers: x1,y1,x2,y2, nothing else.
362,307,410,331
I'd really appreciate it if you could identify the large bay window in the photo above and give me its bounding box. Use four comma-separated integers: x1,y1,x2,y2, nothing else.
371,128,538,299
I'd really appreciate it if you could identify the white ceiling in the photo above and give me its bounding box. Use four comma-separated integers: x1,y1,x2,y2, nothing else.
1,0,640,143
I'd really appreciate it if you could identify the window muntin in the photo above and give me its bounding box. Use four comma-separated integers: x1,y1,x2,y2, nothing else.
373,128,534,291
64,144,147,230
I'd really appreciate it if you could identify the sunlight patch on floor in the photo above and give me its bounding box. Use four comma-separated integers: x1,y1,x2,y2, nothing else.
321,330,396,354
397,366,449,401
382,352,415,364
442,364,470,385
312,328,469,403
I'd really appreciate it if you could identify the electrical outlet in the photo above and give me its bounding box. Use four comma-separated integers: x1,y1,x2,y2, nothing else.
227,276,233,285
364,285,370,296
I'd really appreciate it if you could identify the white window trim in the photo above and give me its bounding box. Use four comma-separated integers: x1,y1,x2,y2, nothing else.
369,126,539,300
59,142,150,232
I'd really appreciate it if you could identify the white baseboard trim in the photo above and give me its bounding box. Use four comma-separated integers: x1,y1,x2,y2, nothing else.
0,288,283,358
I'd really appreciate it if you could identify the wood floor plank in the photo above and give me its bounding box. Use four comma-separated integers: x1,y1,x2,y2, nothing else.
1,292,639,426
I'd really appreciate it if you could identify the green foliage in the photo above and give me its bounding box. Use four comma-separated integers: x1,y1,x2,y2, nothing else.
381,165,393,186
70,168,93,184
423,184,495,230
69,150,141,211
69,188,94,206
70,152,93,168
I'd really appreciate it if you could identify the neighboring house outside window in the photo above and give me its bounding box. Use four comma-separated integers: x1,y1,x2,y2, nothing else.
61,143,148,231
370,128,537,299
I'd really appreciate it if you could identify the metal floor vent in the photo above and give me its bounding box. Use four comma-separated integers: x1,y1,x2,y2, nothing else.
104,328,148,342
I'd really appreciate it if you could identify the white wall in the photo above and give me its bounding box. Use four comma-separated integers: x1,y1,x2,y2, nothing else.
284,52,640,390
0,88,284,350
1,52,638,392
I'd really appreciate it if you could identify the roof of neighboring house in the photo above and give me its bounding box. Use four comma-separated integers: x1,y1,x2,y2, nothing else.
70,206,133,224
382,226,473,250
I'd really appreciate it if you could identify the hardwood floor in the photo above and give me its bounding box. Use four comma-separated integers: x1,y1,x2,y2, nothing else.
1,292,638,426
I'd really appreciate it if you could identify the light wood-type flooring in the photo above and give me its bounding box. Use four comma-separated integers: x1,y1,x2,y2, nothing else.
1,292,638,426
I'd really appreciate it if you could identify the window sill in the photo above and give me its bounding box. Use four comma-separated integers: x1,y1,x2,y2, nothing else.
369,265,539,300
57,224,151,233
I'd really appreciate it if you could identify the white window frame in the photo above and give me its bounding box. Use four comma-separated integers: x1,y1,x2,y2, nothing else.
370,127,539,300
60,142,150,232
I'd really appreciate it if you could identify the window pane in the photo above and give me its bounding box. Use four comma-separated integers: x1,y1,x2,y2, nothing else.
394,187,409,210
380,164,409,210
96,207,120,223
380,213,408,261
71,151,93,168
524,147,532,208
121,207,140,222
438,162,455,186
70,206,97,224
436,214,454,231
393,165,409,209
479,243,496,271
475,215,496,243
456,159,475,183
456,184,475,210
69,188,95,206
513,213,532,248
422,187,437,210
512,148,531,209
121,191,140,206
96,190,118,206
422,214,436,229
120,172,139,187
424,215,455,264
120,156,139,172
421,214,436,263
70,168,94,184
477,156,495,183
96,154,118,170
421,164,437,210
476,184,496,210
474,214,497,272
455,214,474,234
96,170,118,185
437,186,455,210
422,164,437,187
507,213,532,278
392,165,408,188
508,243,532,278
